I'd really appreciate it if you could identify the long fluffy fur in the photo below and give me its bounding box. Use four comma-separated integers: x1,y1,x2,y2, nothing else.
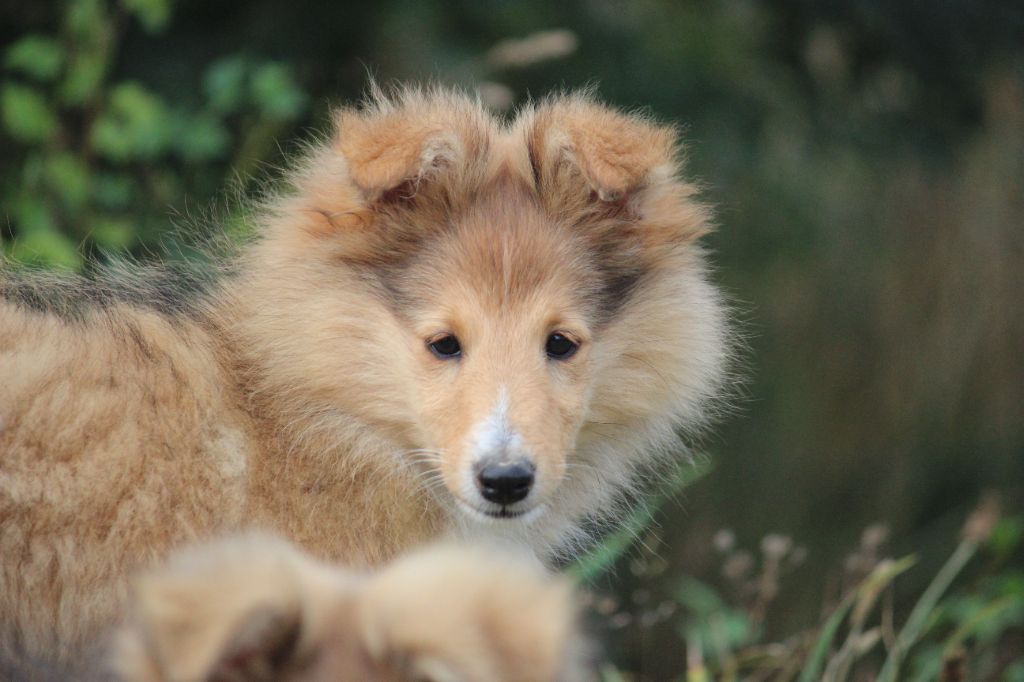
113,534,588,682
0,85,732,664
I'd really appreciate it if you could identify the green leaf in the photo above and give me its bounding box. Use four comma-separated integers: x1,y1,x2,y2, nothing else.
1,84,59,142
203,56,247,113
172,112,230,161
250,63,307,120
90,215,136,250
12,196,58,234
989,517,1023,558
943,595,1024,656
8,199,81,269
677,577,753,661
93,173,135,209
990,571,1024,596
675,576,729,616
90,82,170,161
119,0,172,33
44,153,90,209
60,0,113,104
60,49,109,104
905,643,943,682
9,230,82,269
5,35,64,81
20,152,46,188
64,0,106,39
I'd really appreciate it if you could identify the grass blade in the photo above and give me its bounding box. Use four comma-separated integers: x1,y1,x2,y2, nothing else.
570,458,715,584
802,556,916,682
876,540,979,682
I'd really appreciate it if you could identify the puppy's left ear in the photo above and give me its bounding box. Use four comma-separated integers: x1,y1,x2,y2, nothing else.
113,535,346,682
524,94,709,243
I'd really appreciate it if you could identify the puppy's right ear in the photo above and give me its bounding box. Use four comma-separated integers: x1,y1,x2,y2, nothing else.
113,535,350,682
333,87,492,204
285,87,493,243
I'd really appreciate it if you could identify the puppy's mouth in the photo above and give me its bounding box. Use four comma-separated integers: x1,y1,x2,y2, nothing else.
453,496,545,524
485,506,528,519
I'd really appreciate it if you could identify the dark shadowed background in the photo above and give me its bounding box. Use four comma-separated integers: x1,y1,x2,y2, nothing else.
2,1,1022,679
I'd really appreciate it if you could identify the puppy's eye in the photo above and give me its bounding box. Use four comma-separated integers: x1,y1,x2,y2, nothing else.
545,333,578,360
428,334,462,359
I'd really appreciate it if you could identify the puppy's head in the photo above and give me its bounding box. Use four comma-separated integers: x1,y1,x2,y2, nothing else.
247,87,726,532
113,536,586,682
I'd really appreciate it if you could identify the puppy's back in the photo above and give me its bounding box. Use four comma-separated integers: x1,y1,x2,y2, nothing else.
0,275,249,660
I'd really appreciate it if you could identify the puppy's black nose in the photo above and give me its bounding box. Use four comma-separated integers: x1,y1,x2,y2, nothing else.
476,462,534,505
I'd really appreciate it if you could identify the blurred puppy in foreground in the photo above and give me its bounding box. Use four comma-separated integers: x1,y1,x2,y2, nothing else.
114,536,590,682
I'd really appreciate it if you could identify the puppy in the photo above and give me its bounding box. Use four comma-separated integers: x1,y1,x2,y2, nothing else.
1,86,729,661
114,535,589,682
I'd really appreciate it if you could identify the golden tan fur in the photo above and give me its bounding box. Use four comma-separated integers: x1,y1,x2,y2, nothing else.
113,535,585,682
0,86,729,664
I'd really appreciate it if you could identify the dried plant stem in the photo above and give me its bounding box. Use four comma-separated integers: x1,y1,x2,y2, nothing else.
876,540,979,682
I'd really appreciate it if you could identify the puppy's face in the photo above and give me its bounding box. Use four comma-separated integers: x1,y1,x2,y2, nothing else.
258,89,721,532
395,194,601,522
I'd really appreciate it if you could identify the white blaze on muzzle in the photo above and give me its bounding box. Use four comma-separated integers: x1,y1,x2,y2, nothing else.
468,388,527,464
463,388,537,504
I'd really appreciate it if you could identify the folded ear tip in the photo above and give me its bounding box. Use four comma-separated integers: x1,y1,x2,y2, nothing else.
332,94,486,202
530,95,683,200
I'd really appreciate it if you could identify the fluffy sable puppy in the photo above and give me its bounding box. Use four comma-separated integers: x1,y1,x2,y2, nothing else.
0,86,730,661
113,535,587,682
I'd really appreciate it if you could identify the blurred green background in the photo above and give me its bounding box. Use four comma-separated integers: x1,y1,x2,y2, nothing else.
3,1,1022,679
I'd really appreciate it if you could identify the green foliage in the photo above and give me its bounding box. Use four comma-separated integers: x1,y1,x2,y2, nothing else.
172,113,231,162
6,194,82,269
2,2,1021,678
204,57,248,114
90,83,172,161
587,499,1023,681
59,0,115,105
1,84,59,142
4,36,64,81
676,575,756,670
119,0,172,33
1,0,307,267
251,63,308,121
571,459,715,584
43,153,91,209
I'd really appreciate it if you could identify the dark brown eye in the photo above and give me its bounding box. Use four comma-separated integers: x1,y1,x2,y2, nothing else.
545,333,578,360
428,334,462,359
